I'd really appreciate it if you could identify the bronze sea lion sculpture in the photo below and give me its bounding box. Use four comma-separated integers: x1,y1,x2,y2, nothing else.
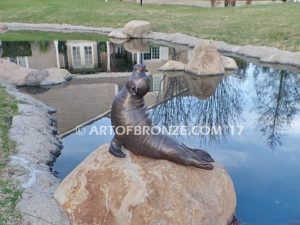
109,64,214,170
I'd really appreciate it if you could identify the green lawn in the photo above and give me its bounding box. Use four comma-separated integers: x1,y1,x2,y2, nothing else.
0,88,21,225
0,0,299,51
0,31,108,41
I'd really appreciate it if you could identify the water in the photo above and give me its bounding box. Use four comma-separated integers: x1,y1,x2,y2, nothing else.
54,64,300,225
2,39,300,225
0,39,133,73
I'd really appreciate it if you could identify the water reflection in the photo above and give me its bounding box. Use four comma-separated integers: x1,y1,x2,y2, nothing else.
0,39,188,74
150,62,300,149
254,68,300,149
152,73,243,144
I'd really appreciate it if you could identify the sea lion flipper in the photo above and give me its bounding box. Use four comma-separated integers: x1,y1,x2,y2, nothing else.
109,136,126,158
187,158,214,170
180,143,214,163
189,148,214,163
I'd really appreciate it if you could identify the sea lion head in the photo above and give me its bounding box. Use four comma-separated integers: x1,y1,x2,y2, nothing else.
126,64,150,97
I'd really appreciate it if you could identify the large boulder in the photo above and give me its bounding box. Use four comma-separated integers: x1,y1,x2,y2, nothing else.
186,42,225,76
0,23,8,34
123,20,151,38
54,144,236,225
159,60,186,71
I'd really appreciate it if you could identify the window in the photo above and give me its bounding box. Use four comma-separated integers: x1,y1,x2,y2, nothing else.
152,75,163,92
72,46,81,67
115,46,123,58
71,44,94,69
84,46,93,66
9,57,18,65
9,57,28,68
151,47,160,59
143,52,151,60
143,47,160,60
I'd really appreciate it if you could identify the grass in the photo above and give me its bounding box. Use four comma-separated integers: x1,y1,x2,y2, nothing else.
0,87,22,225
0,0,299,51
0,31,108,41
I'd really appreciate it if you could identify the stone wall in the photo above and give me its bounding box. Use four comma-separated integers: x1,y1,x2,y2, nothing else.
2,82,70,225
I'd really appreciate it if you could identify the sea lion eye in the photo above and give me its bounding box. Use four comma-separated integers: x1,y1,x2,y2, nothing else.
126,80,137,96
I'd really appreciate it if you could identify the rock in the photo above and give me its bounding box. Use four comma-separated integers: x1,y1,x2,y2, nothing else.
142,31,168,40
237,45,279,59
212,40,241,53
0,59,72,86
159,60,186,71
26,68,72,86
165,33,199,47
123,20,151,38
54,144,236,225
259,50,300,67
0,59,36,86
40,68,72,86
109,38,127,45
186,75,224,99
186,42,225,76
0,23,8,34
108,28,130,39
10,104,61,164
2,82,70,225
123,39,150,53
5,22,114,35
25,70,49,86
221,56,238,70
2,82,56,113
12,167,71,225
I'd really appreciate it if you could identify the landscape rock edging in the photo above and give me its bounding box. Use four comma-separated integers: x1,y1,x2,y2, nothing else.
1,82,70,225
5,22,113,34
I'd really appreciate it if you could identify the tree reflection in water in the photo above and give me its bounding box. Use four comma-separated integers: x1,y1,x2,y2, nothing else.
254,67,300,149
151,75,192,127
151,73,243,144
150,61,300,148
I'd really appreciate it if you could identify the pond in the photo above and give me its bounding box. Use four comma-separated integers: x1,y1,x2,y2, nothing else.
2,38,300,225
